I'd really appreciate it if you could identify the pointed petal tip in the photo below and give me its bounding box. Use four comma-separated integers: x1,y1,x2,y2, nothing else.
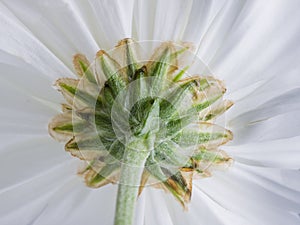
48,112,74,142
54,77,78,88
73,54,90,77
73,53,88,64
226,129,234,141
226,100,234,109
116,38,134,47
96,50,107,58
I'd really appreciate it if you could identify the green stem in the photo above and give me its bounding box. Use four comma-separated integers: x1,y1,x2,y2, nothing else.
114,147,149,225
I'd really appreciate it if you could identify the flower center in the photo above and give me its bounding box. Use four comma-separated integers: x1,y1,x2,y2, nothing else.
49,39,233,208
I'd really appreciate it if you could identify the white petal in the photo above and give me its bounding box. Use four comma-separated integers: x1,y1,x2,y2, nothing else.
0,67,61,108
134,191,146,225
0,71,61,137
196,0,246,63
144,188,174,225
134,0,193,41
280,170,300,192
224,136,300,169
74,0,135,50
181,0,227,44
0,2,74,77
163,187,224,225
64,184,118,225
35,182,143,225
0,160,76,217
2,0,100,69
132,0,157,41
230,110,300,145
196,163,300,225
229,88,300,128
209,0,300,94
0,60,59,92
165,185,254,225
0,137,69,190
1,189,54,225
30,178,90,225
234,164,300,193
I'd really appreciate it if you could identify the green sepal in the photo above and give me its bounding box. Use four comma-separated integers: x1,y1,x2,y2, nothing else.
164,115,196,137
177,77,224,114
118,38,139,80
49,112,89,142
56,78,102,108
97,50,127,97
147,45,173,94
172,123,232,147
52,122,86,133
172,131,224,147
73,54,97,84
145,153,191,206
154,141,189,168
192,148,230,163
173,66,189,82
65,135,107,160
129,98,160,136
85,162,120,188
159,79,197,120
191,95,223,113
163,171,192,205
145,152,169,181
200,99,234,121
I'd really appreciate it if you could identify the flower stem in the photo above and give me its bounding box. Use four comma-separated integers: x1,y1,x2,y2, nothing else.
114,147,150,225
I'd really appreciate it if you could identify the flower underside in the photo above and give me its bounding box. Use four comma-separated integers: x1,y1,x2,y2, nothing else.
49,39,233,207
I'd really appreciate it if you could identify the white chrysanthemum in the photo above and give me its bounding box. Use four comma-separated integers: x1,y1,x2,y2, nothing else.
0,1,300,225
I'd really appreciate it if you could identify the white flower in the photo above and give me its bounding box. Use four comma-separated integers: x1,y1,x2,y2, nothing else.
0,0,300,225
